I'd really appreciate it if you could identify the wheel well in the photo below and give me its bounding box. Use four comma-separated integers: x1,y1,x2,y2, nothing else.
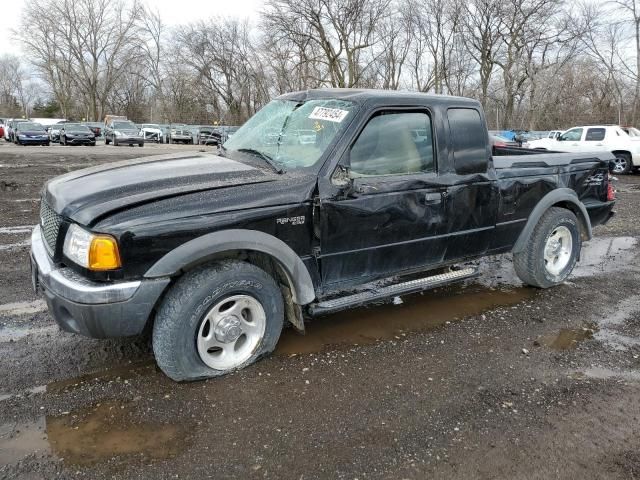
611,150,631,158
172,249,306,332
553,201,589,240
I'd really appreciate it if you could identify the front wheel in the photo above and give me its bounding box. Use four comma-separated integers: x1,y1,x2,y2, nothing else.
612,153,632,174
513,207,581,288
152,260,284,381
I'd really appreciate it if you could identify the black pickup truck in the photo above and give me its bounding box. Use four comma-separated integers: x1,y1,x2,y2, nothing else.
30,89,616,381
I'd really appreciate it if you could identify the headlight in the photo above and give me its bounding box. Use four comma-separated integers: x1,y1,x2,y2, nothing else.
63,224,121,270
114,130,123,136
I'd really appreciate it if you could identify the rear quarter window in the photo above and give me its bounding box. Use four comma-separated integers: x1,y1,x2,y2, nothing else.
447,108,488,174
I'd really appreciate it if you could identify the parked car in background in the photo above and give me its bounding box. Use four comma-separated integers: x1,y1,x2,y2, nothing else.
491,134,519,150
215,125,240,144
13,122,49,145
48,121,70,143
169,124,193,144
524,130,565,150
59,123,96,146
6,119,31,142
140,124,165,143
191,126,221,145
104,119,144,147
83,122,103,139
526,125,640,174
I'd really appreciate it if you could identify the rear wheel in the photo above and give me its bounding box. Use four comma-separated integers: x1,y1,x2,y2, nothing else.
152,260,284,381
513,207,581,288
612,153,631,174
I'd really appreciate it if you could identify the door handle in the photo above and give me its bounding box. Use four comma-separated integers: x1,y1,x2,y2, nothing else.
571,143,579,146
595,143,603,146
424,192,442,204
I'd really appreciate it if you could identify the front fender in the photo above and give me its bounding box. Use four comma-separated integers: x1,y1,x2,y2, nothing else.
144,229,316,305
512,188,592,254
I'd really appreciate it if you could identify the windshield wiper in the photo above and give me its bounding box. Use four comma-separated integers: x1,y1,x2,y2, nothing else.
237,148,285,174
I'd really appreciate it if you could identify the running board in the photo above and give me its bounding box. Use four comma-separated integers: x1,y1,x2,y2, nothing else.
309,267,479,316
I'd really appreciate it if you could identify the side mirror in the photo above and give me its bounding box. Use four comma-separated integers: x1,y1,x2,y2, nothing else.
332,164,352,187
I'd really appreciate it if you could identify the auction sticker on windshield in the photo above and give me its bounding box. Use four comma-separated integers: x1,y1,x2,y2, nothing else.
308,107,350,123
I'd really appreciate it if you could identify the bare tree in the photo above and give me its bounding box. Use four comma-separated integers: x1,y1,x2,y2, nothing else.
263,0,392,88
18,0,144,121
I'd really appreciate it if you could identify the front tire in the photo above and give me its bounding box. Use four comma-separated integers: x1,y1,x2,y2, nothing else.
513,207,581,288
152,260,284,382
113,137,119,146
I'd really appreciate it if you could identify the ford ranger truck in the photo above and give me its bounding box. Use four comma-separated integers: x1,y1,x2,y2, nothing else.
30,89,616,381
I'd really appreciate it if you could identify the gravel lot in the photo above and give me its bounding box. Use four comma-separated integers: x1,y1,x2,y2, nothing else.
1,140,640,479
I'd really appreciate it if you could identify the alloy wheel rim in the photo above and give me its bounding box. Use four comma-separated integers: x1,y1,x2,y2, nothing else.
544,226,573,275
613,157,627,173
196,294,266,370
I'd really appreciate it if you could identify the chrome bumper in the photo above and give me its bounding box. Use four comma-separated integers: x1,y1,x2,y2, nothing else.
30,226,170,338
31,226,140,304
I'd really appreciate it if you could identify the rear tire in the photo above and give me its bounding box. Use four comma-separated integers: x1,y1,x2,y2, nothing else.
513,207,581,288
612,153,631,174
152,260,284,382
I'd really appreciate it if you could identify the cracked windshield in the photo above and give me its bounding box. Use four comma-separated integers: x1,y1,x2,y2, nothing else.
223,99,355,169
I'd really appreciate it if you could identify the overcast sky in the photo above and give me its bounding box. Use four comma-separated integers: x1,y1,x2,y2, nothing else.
0,0,264,51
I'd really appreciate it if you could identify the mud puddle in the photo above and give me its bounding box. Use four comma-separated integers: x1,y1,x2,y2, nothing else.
540,327,595,350
277,285,535,355
0,417,49,466
0,401,190,467
476,236,637,287
47,401,189,466
573,236,637,278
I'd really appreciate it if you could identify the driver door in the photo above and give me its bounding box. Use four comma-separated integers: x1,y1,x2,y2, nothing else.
318,109,447,286
556,128,584,151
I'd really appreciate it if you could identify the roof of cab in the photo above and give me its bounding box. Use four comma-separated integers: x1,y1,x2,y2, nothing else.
277,88,481,108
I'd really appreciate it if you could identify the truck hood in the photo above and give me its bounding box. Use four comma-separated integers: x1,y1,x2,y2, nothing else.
44,152,277,225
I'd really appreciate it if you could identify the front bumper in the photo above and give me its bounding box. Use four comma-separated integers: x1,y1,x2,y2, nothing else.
115,136,143,144
19,137,48,144
65,137,95,145
30,226,169,338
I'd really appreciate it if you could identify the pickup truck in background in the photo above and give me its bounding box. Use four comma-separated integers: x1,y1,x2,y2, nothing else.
30,89,615,381
525,124,639,174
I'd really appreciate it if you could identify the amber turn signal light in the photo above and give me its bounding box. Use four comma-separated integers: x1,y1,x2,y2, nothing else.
89,235,121,270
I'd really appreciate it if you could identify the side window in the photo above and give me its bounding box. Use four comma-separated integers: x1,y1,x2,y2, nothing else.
447,108,487,174
559,128,583,141
585,128,606,141
349,112,434,177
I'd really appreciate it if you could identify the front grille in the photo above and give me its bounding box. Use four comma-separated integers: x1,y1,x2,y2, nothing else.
40,201,62,254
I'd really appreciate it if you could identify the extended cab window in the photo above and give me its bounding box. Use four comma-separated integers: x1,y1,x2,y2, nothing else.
349,112,434,177
447,108,487,174
559,128,583,141
585,128,606,141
